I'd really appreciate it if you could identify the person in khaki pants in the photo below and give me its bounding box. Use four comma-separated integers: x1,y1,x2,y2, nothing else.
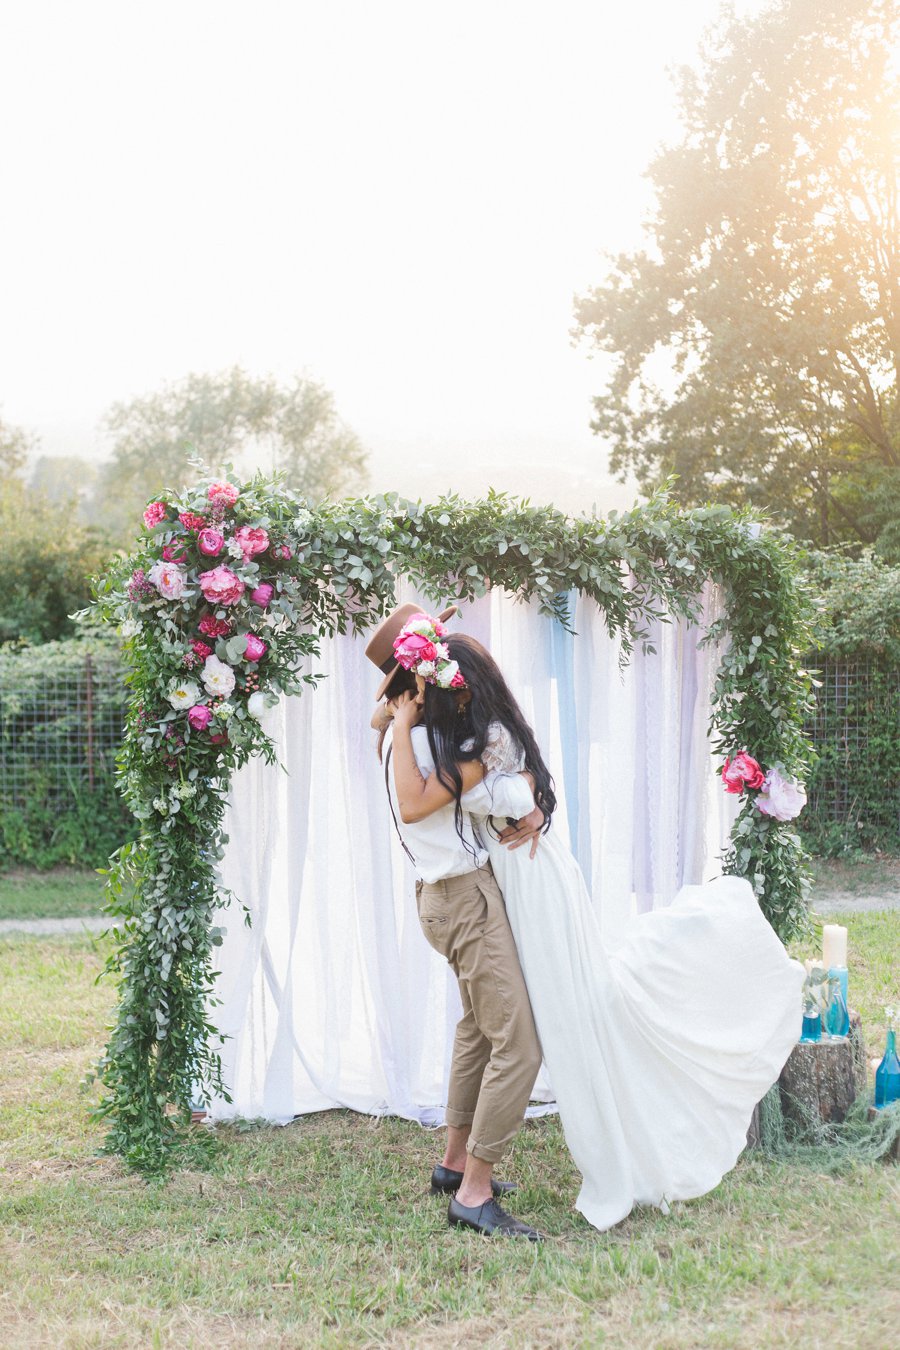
366,604,547,1242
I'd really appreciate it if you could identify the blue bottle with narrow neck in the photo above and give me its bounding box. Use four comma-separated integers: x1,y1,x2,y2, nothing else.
874,1028,900,1109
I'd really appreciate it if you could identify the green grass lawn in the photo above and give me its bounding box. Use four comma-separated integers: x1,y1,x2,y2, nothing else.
1,915,898,1349
0,866,107,920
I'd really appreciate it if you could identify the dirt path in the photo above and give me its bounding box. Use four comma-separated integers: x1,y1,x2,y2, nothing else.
0,916,116,935
2,888,898,936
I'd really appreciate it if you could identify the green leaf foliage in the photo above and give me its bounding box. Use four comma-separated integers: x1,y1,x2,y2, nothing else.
89,474,816,1175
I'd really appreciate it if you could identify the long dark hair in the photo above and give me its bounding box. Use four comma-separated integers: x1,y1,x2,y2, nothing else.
423,633,556,852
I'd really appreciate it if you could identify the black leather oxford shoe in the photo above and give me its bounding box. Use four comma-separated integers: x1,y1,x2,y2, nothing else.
429,1165,517,1197
447,1195,544,1242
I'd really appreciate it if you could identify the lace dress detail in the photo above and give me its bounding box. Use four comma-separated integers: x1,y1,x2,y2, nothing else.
482,721,526,775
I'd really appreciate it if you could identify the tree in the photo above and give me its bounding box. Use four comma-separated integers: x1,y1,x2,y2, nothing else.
0,409,35,481
30,455,101,524
574,0,899,554
0,485,114,644
98,368,368,536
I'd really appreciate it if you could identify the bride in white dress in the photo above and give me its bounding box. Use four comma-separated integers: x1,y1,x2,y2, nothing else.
389,623,804,1232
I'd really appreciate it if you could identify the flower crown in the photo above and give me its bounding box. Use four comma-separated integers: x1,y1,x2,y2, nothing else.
392,612,467,689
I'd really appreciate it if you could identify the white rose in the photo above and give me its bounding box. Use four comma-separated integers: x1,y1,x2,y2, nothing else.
201,654,236,698
167,678,201,710
417,659,436,678
436,659,461,689
247,690,279,721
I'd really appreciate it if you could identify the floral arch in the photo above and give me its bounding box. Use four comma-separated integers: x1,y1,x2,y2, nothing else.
92,473,815,1173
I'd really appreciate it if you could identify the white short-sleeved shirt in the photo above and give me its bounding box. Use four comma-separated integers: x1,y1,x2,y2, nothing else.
384,723,534,884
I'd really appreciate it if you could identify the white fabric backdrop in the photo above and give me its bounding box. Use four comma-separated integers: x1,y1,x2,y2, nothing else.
209,584,737,1122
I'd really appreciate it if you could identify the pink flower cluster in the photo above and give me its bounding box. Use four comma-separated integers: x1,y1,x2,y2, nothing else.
393,613,465,689
199,566,244,606
722,753,765,794
722,753,806,822
143,502,168,529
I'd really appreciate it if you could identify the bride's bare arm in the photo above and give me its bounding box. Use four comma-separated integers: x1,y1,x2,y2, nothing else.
390,692,484,823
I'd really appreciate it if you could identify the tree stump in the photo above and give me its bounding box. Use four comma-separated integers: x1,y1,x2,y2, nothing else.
779,1010,867,1127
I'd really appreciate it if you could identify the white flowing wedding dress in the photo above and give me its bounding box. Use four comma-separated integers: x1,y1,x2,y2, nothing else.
478,724,804,1232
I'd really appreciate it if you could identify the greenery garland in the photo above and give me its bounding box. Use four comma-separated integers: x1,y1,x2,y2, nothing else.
90,473,816,1174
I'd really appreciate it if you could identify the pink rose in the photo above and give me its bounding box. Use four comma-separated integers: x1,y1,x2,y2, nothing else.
198,565,245,606
250,583,274,607
147,559,187,599
188,703,213,731
234,525,270,558
207,480,239,506
271,543,293,560
722,752,765,795
198,614,231,637
162,544,187,563
179,511,206,532
244,633,267,662
143,502,168,529
197,528,225,557
192,639,213,660
450,669,466,688
209,731,229,745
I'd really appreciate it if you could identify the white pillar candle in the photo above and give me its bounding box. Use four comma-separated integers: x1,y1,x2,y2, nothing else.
822,924,848,969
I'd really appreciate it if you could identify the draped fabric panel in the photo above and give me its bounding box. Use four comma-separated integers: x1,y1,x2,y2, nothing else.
210,584,737,1122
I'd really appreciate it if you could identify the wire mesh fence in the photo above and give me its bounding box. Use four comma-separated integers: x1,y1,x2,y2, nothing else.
0,645,897,861
0,643,132,867
0,653,126,805
803,656,900,852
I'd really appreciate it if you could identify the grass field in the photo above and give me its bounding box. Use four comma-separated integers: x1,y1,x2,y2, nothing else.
0,867,108,920
2,855,897,926
1,909,897,1349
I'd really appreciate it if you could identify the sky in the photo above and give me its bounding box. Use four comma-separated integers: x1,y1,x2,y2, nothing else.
0,0,761,511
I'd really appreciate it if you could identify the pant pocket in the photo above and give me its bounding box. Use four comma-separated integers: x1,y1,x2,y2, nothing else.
420,913,450,955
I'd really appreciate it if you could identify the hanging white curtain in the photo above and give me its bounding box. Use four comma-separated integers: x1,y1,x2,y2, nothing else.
209,583,737,1123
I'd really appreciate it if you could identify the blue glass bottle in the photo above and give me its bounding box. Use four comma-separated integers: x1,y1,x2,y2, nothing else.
824,971,850,1038
800,1011,821,1043
874,1029,900,1108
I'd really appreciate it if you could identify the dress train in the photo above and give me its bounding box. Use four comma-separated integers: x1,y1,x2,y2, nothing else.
486,828,804,1231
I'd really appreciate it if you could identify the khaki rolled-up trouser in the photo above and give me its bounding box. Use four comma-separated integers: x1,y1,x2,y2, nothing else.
416,863,542,1164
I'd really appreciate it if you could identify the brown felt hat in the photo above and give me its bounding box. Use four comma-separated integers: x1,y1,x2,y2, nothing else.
365,602,459,701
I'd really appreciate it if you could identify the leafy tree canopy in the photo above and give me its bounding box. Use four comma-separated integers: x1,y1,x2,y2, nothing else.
99,367,368,536
574,0,899,556
805,548,900,660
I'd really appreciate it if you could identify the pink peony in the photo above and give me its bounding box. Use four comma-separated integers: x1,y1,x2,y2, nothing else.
197,528,225,557
756,768,807,821
142,501,168,529
179,511,206,532
722,752,765,795
162,544,187,563
234,525,270,558
199,565,245,606
187,703,213,731
199,614,231,638
245,633,267,662
148,559,187,599
192,639,213,660
393,631,434,669
250,583,274,607
207,480,239,506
